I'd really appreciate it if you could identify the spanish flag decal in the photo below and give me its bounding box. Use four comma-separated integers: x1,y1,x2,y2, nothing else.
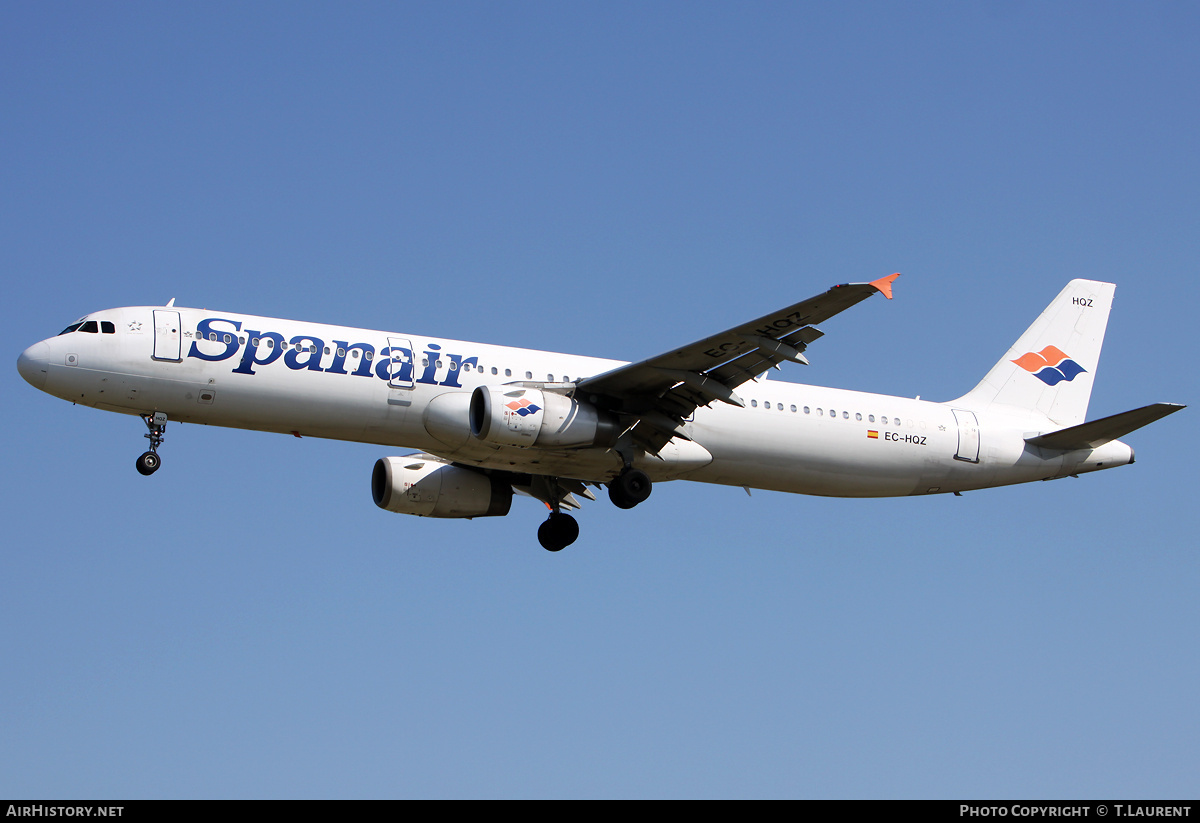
867,430,879,439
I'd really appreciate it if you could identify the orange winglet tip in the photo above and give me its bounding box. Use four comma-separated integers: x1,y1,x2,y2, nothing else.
870,273,900,300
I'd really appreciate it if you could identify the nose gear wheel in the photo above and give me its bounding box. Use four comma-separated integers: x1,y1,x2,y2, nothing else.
136,412,167,476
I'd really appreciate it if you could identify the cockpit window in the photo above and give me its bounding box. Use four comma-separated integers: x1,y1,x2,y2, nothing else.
57,319,115,335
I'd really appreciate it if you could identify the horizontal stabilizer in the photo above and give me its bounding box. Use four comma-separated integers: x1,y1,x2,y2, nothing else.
1026,403,1185,451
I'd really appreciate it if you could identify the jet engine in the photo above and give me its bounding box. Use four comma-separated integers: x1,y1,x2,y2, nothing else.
371,457,512,518
469,386,617,449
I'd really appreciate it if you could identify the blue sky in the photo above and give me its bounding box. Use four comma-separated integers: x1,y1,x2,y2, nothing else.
2,2,1197,798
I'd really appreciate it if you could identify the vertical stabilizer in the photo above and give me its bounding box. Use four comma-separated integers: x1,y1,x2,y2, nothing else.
953,279,1115,426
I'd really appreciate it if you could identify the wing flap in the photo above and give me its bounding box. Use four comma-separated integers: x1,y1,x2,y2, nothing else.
706,327,825,387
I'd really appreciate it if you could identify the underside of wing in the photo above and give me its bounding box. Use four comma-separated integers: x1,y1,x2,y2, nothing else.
575,274,899,453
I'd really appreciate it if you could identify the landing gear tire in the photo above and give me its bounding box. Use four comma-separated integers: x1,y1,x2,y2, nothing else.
608,468,652,509
136,451,161,476
538,512,579,552
137,413,168,477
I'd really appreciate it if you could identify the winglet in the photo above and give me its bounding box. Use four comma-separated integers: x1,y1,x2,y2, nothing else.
869,273,900,300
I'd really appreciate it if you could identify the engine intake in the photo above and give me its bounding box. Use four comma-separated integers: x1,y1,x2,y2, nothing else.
371,457,512,518
469,386,617,449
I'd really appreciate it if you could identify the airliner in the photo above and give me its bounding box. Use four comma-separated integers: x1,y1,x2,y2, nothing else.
16,275,1183,551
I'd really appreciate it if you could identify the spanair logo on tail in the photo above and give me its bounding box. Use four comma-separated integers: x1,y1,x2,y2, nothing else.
1011,345,1087,386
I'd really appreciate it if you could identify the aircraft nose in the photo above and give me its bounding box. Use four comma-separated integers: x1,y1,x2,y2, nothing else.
17,341,50,390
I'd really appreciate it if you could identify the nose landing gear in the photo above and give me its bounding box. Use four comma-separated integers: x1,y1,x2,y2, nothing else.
136,412,167,476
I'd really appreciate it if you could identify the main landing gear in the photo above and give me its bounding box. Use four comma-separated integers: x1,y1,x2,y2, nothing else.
532,473,586,553
608,467,652,509
135,412,167,476
538,511,579,552
536,467,653,552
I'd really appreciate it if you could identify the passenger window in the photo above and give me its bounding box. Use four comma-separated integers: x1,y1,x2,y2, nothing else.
803,406,810,414
869,415,875,423
525,371,532,379
505,369,512,377
843,411,849,419
790,405,797,412
855,413,862,421
224,334,232,344
208,332,217,341
778,403,784,411
751,400,758,408
491,367,498,375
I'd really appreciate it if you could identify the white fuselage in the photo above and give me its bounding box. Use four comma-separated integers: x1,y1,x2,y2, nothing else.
18,305,1134,498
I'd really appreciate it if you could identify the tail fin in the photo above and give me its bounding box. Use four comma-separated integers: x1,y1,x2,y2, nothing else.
953,279,1115,426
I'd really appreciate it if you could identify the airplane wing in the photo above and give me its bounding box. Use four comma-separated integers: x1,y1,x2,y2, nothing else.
576,274,900,454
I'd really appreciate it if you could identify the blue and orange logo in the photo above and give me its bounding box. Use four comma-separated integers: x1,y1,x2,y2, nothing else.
1012,346,1087,386
505,398,541,417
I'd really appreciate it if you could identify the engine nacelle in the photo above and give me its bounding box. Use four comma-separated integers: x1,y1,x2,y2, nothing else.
469,385,617,449
371,457,512,518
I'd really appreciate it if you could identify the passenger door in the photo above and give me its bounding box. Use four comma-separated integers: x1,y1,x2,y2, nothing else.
152,310,182,362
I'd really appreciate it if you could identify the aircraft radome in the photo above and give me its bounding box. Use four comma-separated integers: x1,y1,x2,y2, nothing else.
17,276,1184,551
